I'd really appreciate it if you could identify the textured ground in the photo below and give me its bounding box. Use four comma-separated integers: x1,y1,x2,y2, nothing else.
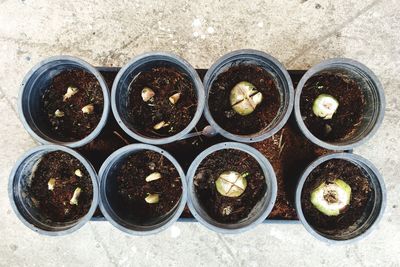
0,0,399,266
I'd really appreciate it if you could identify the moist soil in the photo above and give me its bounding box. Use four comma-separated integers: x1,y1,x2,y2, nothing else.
208,64,280,135
28,151,93,222
127,66,197,138
194,149,266,223
252,120,329,220
42,69,104,141
301,159,372,233
115,150,182,223
300,72,365,141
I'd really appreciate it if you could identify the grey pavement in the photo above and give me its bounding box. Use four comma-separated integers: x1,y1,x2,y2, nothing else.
0,0,399,266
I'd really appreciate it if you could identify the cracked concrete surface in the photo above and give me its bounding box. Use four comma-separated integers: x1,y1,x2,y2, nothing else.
1,0,399,266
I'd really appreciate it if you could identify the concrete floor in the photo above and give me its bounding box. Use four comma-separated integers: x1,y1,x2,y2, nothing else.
0,0,399,266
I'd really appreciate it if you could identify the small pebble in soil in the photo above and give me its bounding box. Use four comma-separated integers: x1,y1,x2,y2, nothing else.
82,104,94,114
47,178,56,191
145,172,162,182
169,92,181,105
54,109,65,118
141,87,155,102
145,193,160,204
70,187,82,205
153,121,169,130
75,169,83,177
63,86,79,101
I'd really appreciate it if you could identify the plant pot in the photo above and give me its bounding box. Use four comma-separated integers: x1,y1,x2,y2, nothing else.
8,145,99,236
187,142,277,233
294,58,385,150
111,52,205,145
295,153,386,244
203,49,294,143
18,56,110,148
98,144,187,235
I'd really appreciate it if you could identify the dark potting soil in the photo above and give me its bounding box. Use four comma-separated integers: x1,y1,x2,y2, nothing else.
301,159,372,232
42,69,104,141
300,72,365,141
28,151,93,222
194,149,266,223
208,64,280,135
252,121,329,220
127,66,197,138
115,150,182,223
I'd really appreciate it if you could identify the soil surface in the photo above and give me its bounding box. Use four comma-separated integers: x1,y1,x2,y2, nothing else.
28,151,93,222
300,72,365,141
42,69,104,141
115,150,182,223
194,149,266,223
127,66,197,138
301,159,372,233
252,120,329,220
208,64,280,135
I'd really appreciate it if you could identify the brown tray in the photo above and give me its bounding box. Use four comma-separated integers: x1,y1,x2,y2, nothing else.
78,68,336,224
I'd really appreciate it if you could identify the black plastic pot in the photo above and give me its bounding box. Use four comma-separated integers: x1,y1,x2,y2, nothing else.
294,58,385,150
18,56,110,148
111,52,205,145
186,142,277,234
295,153,386,244
98,144,187,235
203,49,294,143
8,145,99,236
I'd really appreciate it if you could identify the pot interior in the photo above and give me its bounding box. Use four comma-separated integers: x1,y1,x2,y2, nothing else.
298,64,382,147
11,149,92,232
21,60,100,143
204,53,292,141
114,57,199,140
301,157,384,241
101,149,183,232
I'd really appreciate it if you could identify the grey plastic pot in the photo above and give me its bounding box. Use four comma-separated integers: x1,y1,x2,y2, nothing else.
203,49,294,143
295,153,386,244
187,142,277,234
111,52,205,145
294,58,385,150
8,145,99,236
98,144,187,235
18,56,110,148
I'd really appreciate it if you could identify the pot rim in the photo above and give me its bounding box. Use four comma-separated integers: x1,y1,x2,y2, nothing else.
18,55,110,148
295,152,386,244
98,143,188,235
111,51,205,145
294,58,385,150
186,142,277,234
8,144,99,236
203,49,294,143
